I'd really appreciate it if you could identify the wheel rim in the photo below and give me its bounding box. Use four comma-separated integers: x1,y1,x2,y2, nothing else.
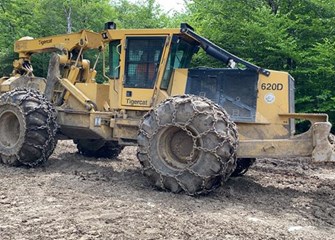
158,126,200,169
0,110,21,148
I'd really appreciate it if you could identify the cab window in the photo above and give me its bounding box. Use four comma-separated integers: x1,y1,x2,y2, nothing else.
107,40,121,79
124,37,165,88
161,37,198,90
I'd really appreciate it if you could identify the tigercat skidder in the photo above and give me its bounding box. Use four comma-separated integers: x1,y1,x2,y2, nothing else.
0,23,334,195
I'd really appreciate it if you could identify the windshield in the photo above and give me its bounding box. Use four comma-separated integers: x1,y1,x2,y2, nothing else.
160,36,198,90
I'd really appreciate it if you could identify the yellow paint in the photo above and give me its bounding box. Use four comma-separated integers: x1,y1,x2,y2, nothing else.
68,66,80,84
108,79,119,109
59,78,94,111
0,76,11,92
76,83,109,111
15,30,103,58
5,25,333,161
237,138,312,158
57,110,113,140
121,88,154,107
278,113,328,123
169,69,188,96
155,89,169,106
102,28,180,43
256,70,290,125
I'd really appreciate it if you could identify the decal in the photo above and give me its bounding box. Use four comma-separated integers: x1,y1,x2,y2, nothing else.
39,39,52,45
264,93,275,104
261,83,283,91
126,98,148,106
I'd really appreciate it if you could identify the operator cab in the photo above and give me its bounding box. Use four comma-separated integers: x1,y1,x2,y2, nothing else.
103,23,277,123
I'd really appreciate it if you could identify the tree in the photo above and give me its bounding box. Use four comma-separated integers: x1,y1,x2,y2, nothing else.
111,0,170,28
0,0,333,130
185,0,335,130
0,0,116,77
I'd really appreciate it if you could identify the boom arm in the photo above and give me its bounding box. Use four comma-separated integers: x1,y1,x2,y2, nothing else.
10,30,105,111
13,30,104,75
14,30,103,58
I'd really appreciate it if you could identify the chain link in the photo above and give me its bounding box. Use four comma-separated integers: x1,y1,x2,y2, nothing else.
138,95,238,195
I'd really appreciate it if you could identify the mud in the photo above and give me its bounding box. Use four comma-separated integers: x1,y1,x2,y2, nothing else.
0,140,334,239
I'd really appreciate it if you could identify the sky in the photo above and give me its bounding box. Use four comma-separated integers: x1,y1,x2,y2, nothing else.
155,0,186,12
127,0,187,13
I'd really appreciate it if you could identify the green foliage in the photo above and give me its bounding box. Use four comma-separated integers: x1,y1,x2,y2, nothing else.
185,0,335,131
0,0,115,76
111,0,170,28
0,0,333,130
187,0,298,69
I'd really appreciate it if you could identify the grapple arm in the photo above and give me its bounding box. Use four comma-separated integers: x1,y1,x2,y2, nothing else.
180,23,270,76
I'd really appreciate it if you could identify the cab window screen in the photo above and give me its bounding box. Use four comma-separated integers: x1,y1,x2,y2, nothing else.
125,37,165,88
108,40,121,78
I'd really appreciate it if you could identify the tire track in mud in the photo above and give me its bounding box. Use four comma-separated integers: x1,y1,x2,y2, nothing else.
248,158,335,227
51,143,335,231
0,141,334,239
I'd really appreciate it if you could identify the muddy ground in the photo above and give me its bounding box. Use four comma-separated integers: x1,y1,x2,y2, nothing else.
0,140,334,240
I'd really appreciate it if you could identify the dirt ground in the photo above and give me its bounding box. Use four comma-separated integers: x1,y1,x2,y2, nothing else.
0,140,334,240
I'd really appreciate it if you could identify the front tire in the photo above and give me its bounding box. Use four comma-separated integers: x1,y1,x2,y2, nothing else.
0,88,58,167
137,95,238,195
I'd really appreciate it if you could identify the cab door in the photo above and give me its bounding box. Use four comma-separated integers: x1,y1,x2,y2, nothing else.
121,36,166,108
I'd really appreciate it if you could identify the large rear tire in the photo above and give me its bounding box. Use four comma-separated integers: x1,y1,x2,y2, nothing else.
75,139,124,158
0,88,58,167
137,95,238,195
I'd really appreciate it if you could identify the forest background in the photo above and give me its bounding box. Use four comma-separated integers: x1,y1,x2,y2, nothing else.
0,0,334,131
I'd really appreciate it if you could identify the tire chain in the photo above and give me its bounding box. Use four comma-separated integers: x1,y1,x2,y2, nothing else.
0,88,58,167
138,95,238,195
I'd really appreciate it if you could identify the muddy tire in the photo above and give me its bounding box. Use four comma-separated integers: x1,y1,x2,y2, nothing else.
137,95,238,195
0,88,58,167
75,139,124,158
230,158,255,177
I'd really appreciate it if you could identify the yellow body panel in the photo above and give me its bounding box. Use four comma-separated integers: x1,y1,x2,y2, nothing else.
76,82,110,111
59,78,94,110
256,70,290,125
237,123,290,140
111,118,140,140
0,77,7,90
57,110,113,140
15,30,103,58
102,28,180,42
155,89,169,106
121,88,154,107
169,69,188,96
108,79,120,109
